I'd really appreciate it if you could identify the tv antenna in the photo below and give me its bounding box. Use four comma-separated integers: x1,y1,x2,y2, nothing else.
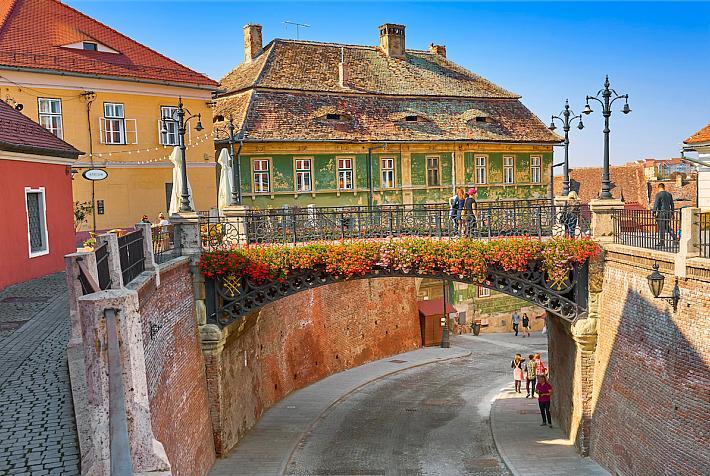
283,21,310,40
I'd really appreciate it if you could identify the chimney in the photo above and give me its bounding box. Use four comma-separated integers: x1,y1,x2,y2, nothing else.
428,43,446,58
379,23,406,58
676,174,683,187
338,47,349,88
243,24,263,63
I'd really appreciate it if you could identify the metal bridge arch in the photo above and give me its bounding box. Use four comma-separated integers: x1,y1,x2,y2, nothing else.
205,261,589,329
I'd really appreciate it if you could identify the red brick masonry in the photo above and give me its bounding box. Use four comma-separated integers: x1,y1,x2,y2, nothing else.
138,260,216,476
205,277,422,455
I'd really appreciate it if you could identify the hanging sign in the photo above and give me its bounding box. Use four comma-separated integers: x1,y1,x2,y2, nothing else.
82,168,108,181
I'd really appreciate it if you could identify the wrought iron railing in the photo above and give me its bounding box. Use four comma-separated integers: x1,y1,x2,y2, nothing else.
95,242,112,290
117,229,145,284
612,208,681,253
199,203,591,250
698,211,710,259
152,225,176,264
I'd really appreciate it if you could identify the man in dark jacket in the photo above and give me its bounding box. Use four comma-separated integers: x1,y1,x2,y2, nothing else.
652,183,677,247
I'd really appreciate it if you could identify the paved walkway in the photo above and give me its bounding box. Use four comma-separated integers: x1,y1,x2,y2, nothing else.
491,388,609,476
0,273,80,475
210,346,472,476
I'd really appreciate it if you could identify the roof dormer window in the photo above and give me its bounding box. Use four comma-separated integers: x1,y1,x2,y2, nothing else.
61,40,119,54
82,42,98,51
326,113,342,120
405,115,418,122
475,116,488,123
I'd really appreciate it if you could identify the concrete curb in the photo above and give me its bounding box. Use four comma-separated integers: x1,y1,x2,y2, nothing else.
489,389,519,476
281,346,473,475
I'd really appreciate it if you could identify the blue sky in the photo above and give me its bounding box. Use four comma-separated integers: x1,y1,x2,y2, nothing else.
68,1,710,169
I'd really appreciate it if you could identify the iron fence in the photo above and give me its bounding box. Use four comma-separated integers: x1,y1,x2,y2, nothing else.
152,225,176,264
117,229,145,284
199,203,591,251
612,208,681,253
95,242,112,290
698,211,710,259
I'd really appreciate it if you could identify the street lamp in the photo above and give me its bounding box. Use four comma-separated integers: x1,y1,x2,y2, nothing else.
583,76,631,200
214,114,242,206
441,280,450,348
549,99,584,197
162,97,203,212
646,262,680,312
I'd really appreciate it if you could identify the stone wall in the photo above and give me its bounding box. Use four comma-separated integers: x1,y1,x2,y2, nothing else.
589,246,710,475
203,277,422,455
134,259,215,476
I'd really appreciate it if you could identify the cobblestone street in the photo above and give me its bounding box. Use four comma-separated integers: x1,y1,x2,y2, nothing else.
0,273,80,475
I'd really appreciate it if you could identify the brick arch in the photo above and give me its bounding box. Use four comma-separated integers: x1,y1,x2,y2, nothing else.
206,261,589,329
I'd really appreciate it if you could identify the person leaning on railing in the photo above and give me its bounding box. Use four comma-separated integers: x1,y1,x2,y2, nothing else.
462,188,478,237
652,183,678,248
561,191,581,238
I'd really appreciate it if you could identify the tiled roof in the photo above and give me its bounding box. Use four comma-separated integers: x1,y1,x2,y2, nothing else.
0,0,217,88
220,40,518,99
214,90,559,143
418,298,458,317
684,123,710,145
0,100,81,158
553,165,649,206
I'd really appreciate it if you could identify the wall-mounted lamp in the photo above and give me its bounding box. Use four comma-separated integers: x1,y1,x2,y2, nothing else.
4,96,23,111
646,262,680,312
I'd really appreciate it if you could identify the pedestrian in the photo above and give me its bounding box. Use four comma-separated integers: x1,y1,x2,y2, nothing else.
157,212,170,226
561,191,581,237
463,187,478,237
511,353,525,393
449,188,466,235
140,214,151,224
525,354,537,398
652,183,677,248
536,374,553,427
522,312,531,337
511,310,521,336
534,353,547,378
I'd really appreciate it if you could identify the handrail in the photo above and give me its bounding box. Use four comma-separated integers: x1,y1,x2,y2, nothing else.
76,257,99,295
105,308,134,476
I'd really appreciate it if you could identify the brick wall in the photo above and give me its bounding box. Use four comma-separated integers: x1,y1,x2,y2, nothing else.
136,259,215,475
590,252,710,475
547,313,576,437
205,277,422,455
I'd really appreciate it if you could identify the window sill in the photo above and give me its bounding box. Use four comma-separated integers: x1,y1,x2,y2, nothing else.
29,249,50,259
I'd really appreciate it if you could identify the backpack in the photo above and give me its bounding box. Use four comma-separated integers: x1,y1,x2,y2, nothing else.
536,360,547,376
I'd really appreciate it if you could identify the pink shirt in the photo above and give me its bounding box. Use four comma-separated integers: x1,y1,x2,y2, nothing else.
536,382,552,402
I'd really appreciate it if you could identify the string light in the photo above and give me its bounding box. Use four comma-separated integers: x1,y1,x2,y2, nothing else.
84,131,213,165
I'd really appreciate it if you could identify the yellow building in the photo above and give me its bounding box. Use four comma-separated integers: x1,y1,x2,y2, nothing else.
0,0,218,231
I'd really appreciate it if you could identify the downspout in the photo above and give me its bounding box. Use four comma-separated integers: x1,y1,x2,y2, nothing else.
83,91,96,236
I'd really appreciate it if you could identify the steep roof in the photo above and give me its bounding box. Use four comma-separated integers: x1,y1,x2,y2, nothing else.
684,123,710,145
220,39,518,99
0,0,217,88
0,100,81,158
216,35,558,144
214,90,559,143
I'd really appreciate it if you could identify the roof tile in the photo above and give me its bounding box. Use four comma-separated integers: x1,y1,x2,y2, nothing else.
684,123,710,145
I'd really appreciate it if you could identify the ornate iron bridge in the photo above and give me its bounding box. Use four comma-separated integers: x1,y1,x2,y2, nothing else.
205,260,589,328
200,201,592,328
199,202,591,249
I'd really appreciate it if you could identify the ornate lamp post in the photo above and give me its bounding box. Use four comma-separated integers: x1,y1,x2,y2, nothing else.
214,114,242,206
647,262,680,312
549,100,584,197
582,76,631,199
163,97,203,212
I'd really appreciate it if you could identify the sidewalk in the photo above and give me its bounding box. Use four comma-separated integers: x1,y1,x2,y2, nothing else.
491,387,609,476
0,273,80,475
210,345,472,476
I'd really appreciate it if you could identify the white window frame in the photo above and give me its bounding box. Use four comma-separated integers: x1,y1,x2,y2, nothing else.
24,187,49,258
503,155,515,184
381,157,396,189
478,286,491,298
475,155,487,184
37,98,63,139
100,103,137,145
253,158,270,193
295,158,312,192
426,155,441,187
159,106,179,146
337,157,354,191
531,156,542,183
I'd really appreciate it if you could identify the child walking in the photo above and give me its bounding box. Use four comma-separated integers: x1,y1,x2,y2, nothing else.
511,353,524,393
536,374,553,428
